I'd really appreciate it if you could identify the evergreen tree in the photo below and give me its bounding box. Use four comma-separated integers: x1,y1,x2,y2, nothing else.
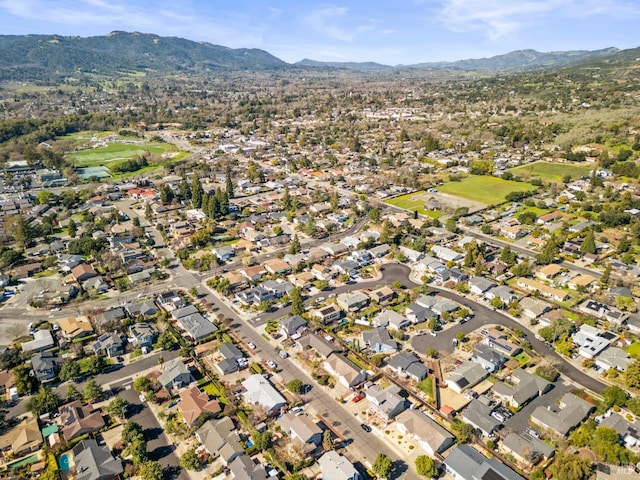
225,165,234,199
330,190,339,212
191,172,204,208
290,287,305,316
580,229,596,254
289,234,301,254
536,238,558,265
160,184,174,205
282,185,292,211
13,216,32,249
179,179,191,202
67,218,77,238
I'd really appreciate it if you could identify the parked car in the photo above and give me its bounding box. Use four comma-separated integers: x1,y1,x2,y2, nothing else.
266,360,277,369
247,342,256,350
429,330,437,337
360,423,371,432
352,394,364,403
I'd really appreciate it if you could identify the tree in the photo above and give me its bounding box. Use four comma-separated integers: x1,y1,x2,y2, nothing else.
415,456,437,478
330,190,339,212
59,360,81,381
122,421,144,444
536,238,558,265
499,245,517,266
138,461,163,480
289,234,301,254
13,216,32,248
549,452,591,480
372,453,394,479
225,166,234,199
625,359,640,389
129,436,148,464
27,386,60,415
445,217,458,233
86,355,105,375
66,383,80,401
82,378,104,403
160,184,174,205
252,431,272,451
322,429,333,451
180,448,200,470
286,379,303,394
13,364,37,394
290,287,305,316
580,229,596,254
67,218,77,238
426,347,439,358
191,172,204,208
490,297,504,310
601,385,628,409
156,330,177,350
133,376,153,393
427,318,438,331
107,398,129,419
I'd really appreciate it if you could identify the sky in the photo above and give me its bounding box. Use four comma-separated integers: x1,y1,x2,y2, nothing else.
1,0,639,65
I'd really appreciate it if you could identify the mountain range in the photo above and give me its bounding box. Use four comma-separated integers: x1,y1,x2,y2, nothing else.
0,31,630,81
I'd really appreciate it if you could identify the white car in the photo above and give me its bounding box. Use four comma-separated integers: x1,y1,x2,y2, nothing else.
247,342,256,350
266,360,277,369
316,296,325,302
429,331,437,337
50,307,60,312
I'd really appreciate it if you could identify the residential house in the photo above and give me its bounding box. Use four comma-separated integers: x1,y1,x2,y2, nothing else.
176,313,218,341
318,451,361,480
212,246,236,262
405,302,437,324
31,351,62,383
367,243,390,259
229,455,269,480
218,342,244,362
156,291,187,311
530,392,594,437
321,243,349,257
399,246,424,262
537,211,563,225
365,384,408,422
600,414,640,449
445,361,488,394
462,398,502,437
71,263,99,283
21,329,55,353
58,400,105,440
264,258,291,275
242,374,287,415
196,417,244,465
128,323,158,348
502,433,554,466
468,276,496,296
485,285,517,304
313,305,343,324
297,333,341,359
290,271,315,288
92,332,124,358
361,327,398,354
124,299,158,318
277,413,323,447
72,439,123,480
280,315,307,339
239,265,267,283
323,353,368,389
470,344,507,373
516,277,569,302
536,264,562,281
492,368,552,408
0,416,42,458
82,276,109,293
58,317,94,341
179,386,221,426
311,264,334,281
94,307,127,329
374,309,410,330
395,409,455,456
595,347,631,372
158,359,194,390
572,324,610,359
519,297,551,319
445,444,526,480
431,245,464,263
13,262,43,278
386,352,429,381
568,274,597,291
484,329,522,357
336,292,369,312
368,286,395,305
500,224,525,240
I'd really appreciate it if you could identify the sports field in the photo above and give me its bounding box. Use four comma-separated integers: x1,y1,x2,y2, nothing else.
508,161,592,182
67,142,185,167
437,176,538,205
385,193,444,218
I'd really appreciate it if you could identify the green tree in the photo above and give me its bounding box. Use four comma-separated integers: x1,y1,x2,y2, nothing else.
290,287,305,316
133,376,153,393
66,383,80,401
415,456,437,478
252,431,272,451
122,421,144,444
549,452,591,480
372,453,394,480
59,360,81,382
107,398,129,419
625,359,640,389
67,218,77,238
156,330,177,350
445,217,458,233
601,385,628,409
129,436,148,464
322,429,333,451
330,190,339,212
289,234,301,254
499,245,517,266
426,347,439,358
86,355,105,375
592,426,635,465
82,378,104,403
13,216,32,248
580,229,596,254
225,166,234,199
26,386,60,415
191,172,204,208
286,379,303,394
138,461,163,480
13,364,37,395
180,448,200,471
490,297,504,309
160,184,174,205
536,238,558,265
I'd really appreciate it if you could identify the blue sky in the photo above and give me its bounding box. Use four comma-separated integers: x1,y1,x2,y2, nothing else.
1,0,639,65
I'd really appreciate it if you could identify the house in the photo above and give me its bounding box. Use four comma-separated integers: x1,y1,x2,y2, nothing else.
500,224,525,240
92,332,124,358
21,329,55,353
519,297,551,319
321,242,349,257
94,307,127,328
386,352,429,381
229,455,269,480
70,263,99,283
445,444,525,480
239,265,268,282
58,316,94,340
336,291,369,312
311,264,334,281
58,400,105,440
567,274,597,291
323,353,368,389
600,413,640,448
368,286,395,305
485,285,517,304
399,246,424,262
242,374,287,415
72,439,123,480
431,245,463,263
462,398,502,437
395,409,455,456
361,327,398,354
595,347,631,372
468,276,496,296
368,243,390,258
502,432,554,466
530,392,594,437
156,290,187,310
484,329,522,357
124,299,158,318
365,384,408,422
374,309,410,330
179,386,221,426
536,264,562,280
218,342,244,361
128,323,158,348
31,351,62,383
176,313,218,341
196,417,245,465
0,416,42,458
212,245,236,262
445,361,488,394
537,211,563,225
277,413,323,446
82,276,109,293
318,451,361,480
13,262,43,278
264,258,291,275
492,368,552,408
516,277,569,302
297,333,341,359
572,324,610,359
280,315,307,339
313,304,343,324
405,302,437,324
158,359,194,390
470,344,507,373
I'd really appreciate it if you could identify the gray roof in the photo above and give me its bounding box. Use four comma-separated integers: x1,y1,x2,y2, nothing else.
72,438,123,480
530,392,594,436
361,327,398,351
177,313,218,340
229,454,269,480
318,451,360,480
218,342,244,360
445,361,488,391
502,432,554,462
387,352,421,371
280,315,307,336
462,399,502,436
172,305,199,319
395,409,454,454
242,374,286,413
468,276,496,292
158,358,193,389
445,444,525,480
297,333,341,358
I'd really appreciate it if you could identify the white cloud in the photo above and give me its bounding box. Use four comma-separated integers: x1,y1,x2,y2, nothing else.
303,5,373,42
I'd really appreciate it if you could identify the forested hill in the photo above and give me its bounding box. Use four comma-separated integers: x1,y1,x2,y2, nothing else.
0,31,287,82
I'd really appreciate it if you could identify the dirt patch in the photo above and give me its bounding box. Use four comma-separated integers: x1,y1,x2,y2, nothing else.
431,191,486,213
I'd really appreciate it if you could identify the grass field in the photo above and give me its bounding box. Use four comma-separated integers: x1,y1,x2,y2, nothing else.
384,192,445,218
437,176,538,205
508,161,592,182
627,342,640,358
68,142,185,167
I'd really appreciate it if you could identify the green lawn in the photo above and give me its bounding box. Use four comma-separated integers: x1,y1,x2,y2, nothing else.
418,377,434,397
627,342,640,358
385,192,445,218
508,161,592,183
437,176,538,205
67,142,184,167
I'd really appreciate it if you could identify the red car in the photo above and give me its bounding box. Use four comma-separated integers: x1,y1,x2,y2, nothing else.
352,394,364,403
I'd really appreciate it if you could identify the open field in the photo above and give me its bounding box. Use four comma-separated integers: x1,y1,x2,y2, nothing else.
508,161,592,182
437,176,538,205
67,142,185,167
385,192,444,218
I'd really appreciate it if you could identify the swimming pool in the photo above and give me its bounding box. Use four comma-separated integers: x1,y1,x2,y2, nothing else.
58,453,72,471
